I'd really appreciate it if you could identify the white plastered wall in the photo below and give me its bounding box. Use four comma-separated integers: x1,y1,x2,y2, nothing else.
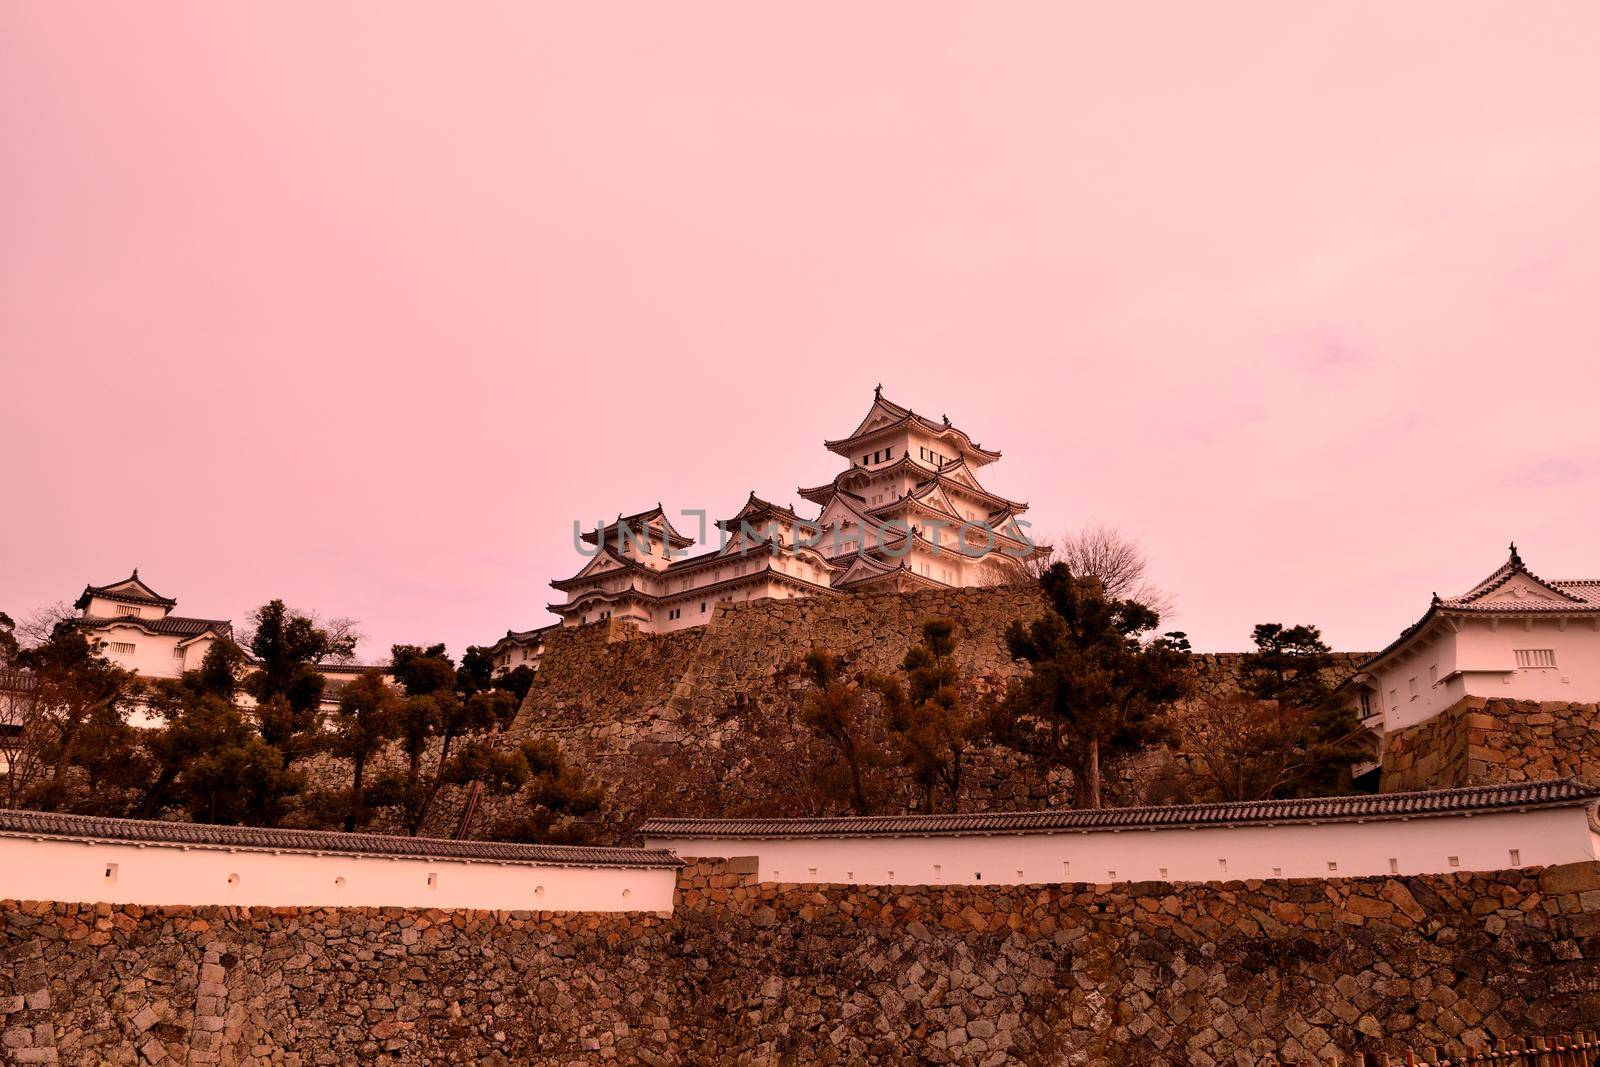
0,836,678,912
647,807,1596,887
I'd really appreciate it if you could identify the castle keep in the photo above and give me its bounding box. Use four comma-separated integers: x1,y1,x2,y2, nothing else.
543,388,1044,635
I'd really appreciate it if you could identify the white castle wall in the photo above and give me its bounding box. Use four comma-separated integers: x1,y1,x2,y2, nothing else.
647,806,1600,887
0,836,678,912
1373,618,1600,732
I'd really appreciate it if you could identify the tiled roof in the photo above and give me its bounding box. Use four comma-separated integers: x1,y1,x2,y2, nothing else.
490,624,559,652
1360,546,1600,670
824,390,1002,463
74,571,177,610
317,661,391,676
1439,546,1595,611
579,506,695,548
0,809,683,869
639,780,1600,839
77,615,232,638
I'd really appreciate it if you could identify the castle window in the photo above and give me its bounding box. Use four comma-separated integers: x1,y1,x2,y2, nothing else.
884,447,892,460
1408,676,1418,699
1514,648,1557,668
862,453,870,466
116,605,140,617
1358,691,1372,717
109,642,135,654
1429,664,1438,685
173,647,184,659
700,602,707,613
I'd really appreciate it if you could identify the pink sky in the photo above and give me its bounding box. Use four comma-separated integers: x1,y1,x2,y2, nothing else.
3,3,1599,658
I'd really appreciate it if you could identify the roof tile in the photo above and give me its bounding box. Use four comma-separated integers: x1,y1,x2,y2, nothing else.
638,779,1599,839
0,809,683,868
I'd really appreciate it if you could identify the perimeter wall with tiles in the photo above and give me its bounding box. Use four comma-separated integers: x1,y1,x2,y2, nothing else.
7,857,1600,1065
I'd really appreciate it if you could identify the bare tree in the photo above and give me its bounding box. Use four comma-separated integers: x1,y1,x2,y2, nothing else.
0,669,49,808
1012,525,1176,619
15,602,74,648
1181,683,1364,802
1181,689,1299,802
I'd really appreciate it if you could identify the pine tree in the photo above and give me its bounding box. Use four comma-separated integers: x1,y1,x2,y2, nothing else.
995,564,1192,808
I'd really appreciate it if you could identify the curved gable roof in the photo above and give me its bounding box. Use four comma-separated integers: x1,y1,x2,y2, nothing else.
1360,544,1600,672
823,389,1002,466
75,570,176,610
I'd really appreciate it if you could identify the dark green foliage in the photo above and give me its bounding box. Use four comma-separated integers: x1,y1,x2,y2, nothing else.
869,619,985,813
376,642,523,834
494,664,536,703
1241,624,1336,708
799,649,879,814
15,620,140,806
461,736,603,844
328,669,402,830
456,645,497,696
994,563,1192,808
244,600,357,767
1230,622,1368,797
0,611,17,666
137,640,304,823
183,735,303,826
390,643,455,697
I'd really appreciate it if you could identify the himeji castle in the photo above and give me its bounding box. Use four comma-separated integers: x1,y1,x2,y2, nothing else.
546,388,1045,633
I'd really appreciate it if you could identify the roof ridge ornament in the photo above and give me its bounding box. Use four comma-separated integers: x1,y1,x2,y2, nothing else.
874,383,882,400
1509,541,1522,566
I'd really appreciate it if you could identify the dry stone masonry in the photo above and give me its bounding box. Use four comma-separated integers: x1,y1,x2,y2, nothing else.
503,587,1366,838
1381,697,1600,792
7,858,1600,1064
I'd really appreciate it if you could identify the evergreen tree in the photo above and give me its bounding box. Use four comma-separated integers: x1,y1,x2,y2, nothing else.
137,639,257,818
244,600,358,768
468,737,603,844
869,619,984,813
995,563,1192,808
328,669,401,830
799,649,879,814
0,611,18,666
15,620,140,807
1230,622,1366,797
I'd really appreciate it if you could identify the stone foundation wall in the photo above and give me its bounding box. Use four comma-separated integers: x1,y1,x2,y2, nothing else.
505,587,1365,838
505,588,1066,836
1381,697,1600,792
7,859,1600,1065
